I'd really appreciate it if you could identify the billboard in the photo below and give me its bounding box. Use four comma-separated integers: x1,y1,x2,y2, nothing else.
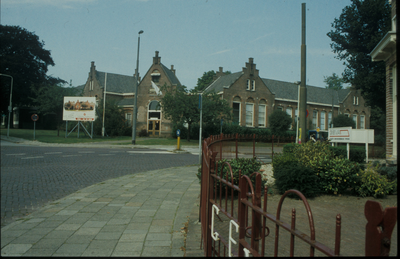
63,97,96,121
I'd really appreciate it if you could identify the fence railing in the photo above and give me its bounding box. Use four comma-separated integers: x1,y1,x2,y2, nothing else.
200,134,397,257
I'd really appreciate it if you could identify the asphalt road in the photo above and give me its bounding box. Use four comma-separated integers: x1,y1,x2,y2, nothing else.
1,144,198,228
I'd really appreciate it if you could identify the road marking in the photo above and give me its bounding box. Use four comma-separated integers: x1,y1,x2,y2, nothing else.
98,154,116,156
6,153,26,156
21,156,44,159
62,155,81,157
44,152,63,154
78,151,95,153
127,151,173,154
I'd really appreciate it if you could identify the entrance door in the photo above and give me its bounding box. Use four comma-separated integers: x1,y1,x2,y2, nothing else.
148,120,160,136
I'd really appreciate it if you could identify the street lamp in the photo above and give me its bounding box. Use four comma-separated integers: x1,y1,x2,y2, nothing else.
0,73,13,138
295,81,301,144
132,30,144,145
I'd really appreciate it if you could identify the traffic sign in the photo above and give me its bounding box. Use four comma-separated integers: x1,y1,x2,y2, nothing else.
306,109,309,118
31,114,39,122
176,129,181,137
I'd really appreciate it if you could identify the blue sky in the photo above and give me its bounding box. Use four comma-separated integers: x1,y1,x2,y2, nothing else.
1,0,352,89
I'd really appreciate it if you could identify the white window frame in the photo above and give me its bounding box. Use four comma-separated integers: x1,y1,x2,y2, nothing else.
328,112,332,128
353,114,358,129
360,115,365,129
320,111,326,130
312,110,318,129
233,102,241,125
258,104,266,127
245,103,254,127
286,107,293,129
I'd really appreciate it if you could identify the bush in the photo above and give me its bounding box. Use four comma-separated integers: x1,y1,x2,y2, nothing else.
332,114,356,128
377,165,397,182
273,154,321,198
328,145,366,163
355,163,397,198
138,129,148,137
283,143,298,154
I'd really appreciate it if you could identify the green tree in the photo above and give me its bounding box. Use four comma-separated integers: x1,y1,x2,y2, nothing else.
332,114,356,128
268,110,292,142
0,25,59,114
193,70,231,92
160,83,231,141
93,100,131,137
30,80,80,133
323,73,345,90
327,0,390,111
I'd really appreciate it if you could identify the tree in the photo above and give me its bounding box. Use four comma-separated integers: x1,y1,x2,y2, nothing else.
327,0,390,111
193,70,231,92
0,25,58,114
332,114,356,128
323,73,345,90
93,99,131,137
160,83,231,141
268,110,292,142
30,81,80,133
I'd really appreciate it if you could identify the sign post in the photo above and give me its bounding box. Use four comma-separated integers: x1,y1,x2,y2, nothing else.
176,129,181,150
31,114,39,140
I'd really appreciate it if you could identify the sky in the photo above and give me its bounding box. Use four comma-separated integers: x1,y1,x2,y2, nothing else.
1,0,352,89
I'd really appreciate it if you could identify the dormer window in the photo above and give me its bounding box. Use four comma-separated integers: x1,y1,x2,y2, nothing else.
151,69,160,83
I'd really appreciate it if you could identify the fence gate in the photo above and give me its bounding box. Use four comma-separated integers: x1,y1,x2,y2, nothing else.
200,134,397,257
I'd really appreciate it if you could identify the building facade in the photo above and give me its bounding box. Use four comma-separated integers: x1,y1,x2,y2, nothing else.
204,58,371,132
371,0,397,165
81,51,181,137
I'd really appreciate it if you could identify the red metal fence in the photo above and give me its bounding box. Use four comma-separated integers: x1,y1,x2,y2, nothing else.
200,134,397,257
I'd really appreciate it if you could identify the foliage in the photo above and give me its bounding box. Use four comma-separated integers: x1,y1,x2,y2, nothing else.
329,145,366,163
332,114,356,128
355,162,397,198
327,0,390,110
30,82,80,130
0,25,61,113
268,110,292,137
193,70,231,92
138,129,148,137
272,153,321,198
370,106,386,146
93,99,131,136
323,73,345,90
377,165,397,182
160,83,231,141
283,143,298,154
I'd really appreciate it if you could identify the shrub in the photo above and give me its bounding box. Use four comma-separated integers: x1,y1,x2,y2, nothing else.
273,154,321,198
138,129,148,137
377,165,397,182
283,143,298,154
332,114,356,128
355,162,397,198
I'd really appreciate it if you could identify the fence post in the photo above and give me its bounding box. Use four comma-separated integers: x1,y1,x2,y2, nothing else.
238,175,247,257
220,133,223,161
365,200,397,256
251,173,262,253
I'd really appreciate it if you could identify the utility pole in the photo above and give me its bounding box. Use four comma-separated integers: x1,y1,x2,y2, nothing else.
132,30,144,144
299,3,307,143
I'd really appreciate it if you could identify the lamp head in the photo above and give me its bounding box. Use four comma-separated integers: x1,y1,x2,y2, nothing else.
294,81,301,85
138,30,144,34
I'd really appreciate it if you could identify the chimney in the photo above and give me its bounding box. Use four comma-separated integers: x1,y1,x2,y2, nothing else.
215,67,224,78
243,57,258,76
90,61,96,80
153,51,161,64
171,65,175,75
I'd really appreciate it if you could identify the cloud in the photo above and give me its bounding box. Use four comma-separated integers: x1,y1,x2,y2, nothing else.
208,48,235,56
2,0,97,8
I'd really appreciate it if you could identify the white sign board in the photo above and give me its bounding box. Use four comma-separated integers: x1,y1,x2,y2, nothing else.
63,97,96,121
328,127,352,142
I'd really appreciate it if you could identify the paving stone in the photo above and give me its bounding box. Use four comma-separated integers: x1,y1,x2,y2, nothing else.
53,243,88,256
1,244,32,256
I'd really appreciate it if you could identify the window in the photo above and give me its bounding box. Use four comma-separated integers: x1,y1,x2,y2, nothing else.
125,113,132,126
246,103,254,127
148,100,161,120
312,110,318,129
277,106,283,111
328,112,332,128
258,104,266,127
320,111,326,130
151,69,160,83
233,102,241,125
286,107,292,129
353,96,359,105
360,115,365,129
251,80,255,91
352,114,357,128
246,79,250,90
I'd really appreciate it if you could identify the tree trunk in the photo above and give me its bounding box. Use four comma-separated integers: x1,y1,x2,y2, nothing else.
187,122,191,142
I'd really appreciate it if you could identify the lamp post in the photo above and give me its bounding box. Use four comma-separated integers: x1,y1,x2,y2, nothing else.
295,81,301,144
0,73,13,138
132,30,144,145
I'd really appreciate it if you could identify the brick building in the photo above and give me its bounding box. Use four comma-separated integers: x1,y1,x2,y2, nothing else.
204,58,371,131
81,51,181,137
371,0,397,165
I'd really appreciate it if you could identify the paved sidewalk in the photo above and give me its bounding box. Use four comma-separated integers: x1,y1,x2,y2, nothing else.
1,166,202,256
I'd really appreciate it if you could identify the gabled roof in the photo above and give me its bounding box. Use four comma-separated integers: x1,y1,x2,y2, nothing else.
203,72,243,93
160,63,181,86
263,78,350,105
96,71,134,93
118,98,134,106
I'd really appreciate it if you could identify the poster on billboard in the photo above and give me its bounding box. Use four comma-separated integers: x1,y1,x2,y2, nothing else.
63,97,96,121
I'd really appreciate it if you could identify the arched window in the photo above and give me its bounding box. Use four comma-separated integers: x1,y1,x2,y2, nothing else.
148,100,161,119
246,98,254,127
258,99,267,127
